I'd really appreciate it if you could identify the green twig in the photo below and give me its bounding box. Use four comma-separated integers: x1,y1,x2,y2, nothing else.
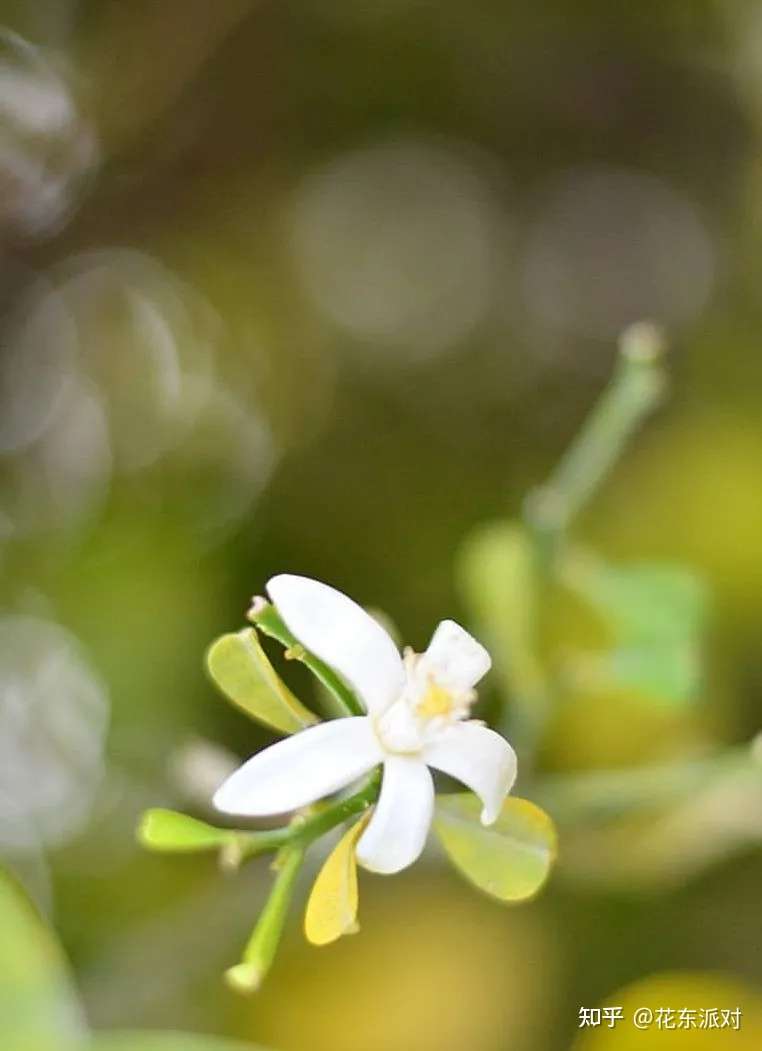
234,769,382,862
225,842,306,994
139,770,382,865
510,324,667,763
140,771,382,991
524,322,667,566
532,741,760,825
223,769,381,992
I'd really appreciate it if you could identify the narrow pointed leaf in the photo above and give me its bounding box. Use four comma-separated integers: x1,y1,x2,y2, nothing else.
137,809,234,854
304,814,370,946
0,866,87,1050
206,627,318,734
434,794,557,902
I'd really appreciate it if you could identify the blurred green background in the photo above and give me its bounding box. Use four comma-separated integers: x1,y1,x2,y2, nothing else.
2,2,762,1049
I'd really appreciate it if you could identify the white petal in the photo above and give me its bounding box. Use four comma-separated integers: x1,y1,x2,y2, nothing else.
356,756,434,874
424,619,491,691
423,722,516,824
213,717,382,816
267,574,404,714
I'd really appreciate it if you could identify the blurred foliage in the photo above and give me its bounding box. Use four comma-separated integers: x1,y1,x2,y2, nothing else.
0,867,85,1051
0,867,267,1051
561,554,706,708
457,521,547,739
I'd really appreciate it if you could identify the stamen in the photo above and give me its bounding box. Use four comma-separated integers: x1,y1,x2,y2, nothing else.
416,680,455,718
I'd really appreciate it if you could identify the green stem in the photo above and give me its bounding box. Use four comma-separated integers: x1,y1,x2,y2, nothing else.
225,842,305,994
232,769,382,862
532,742,759,825
524,322,666,567
249,601,365,718
224,769,382,992
512,324,667,766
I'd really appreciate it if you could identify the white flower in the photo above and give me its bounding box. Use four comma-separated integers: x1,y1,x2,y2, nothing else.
214,574,517,874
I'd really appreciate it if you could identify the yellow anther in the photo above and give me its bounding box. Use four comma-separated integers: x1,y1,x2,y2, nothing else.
416,681,455,719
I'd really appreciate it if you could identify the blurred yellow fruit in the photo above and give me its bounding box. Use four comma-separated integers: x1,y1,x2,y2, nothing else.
572,971,762,1050
246,867,555,1051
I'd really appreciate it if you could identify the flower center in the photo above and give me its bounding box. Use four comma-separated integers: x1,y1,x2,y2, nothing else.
372,649,475,755
416,680,456,719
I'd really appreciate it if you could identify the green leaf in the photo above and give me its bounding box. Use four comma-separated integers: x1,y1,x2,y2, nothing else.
567,557,706,643
206,627,318,734
434,794,557,903
563,554,707,707
304,814,369,946
0,867,87,1051
457,522,548,731
606,642,701,706
248,602,364,717
88,1034,270,1051
137,809,234,854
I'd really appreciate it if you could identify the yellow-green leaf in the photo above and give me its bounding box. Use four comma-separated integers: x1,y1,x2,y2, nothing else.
434,794,557,902
457,522,547,718
248,602,365,717
304,815,370,946
206,628,318,734
137,809,233,854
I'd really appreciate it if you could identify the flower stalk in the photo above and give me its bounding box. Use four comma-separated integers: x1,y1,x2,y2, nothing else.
233,769,382,863
225,842,306,994
222,770,382,992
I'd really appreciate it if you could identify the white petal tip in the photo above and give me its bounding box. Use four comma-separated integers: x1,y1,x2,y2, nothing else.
264,573,405,714
213,780,254,815
212,788,235,814
266,573,310,601
355,852,407,876
266,573,293,591
425,619,492,690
